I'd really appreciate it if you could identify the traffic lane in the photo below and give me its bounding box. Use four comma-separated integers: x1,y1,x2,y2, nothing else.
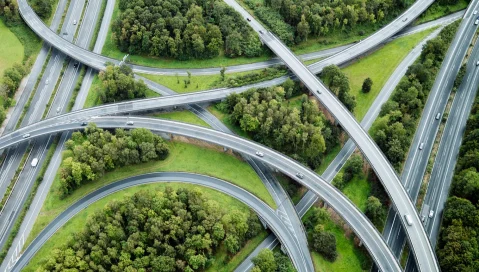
7,117,403,272
263,33,437,272
11,172,303,272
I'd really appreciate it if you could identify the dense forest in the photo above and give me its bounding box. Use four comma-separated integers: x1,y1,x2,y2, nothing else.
244,0,409,45
436,95,479,271
60,125,169,197
0,0,20,25
218,83,340,168
372,21,458,169
251,249,295,272
97,64,149,104
320,64,356,113
40,188,263,271
112,0,263,60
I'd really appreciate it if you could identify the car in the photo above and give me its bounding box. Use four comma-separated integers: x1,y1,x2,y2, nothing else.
421,215,426,222
259,30,264,34
429,210,434,218
56,107,62,113
474,10,478,15
62,32,68,35
23,133,30,138
73,62,79,68
296,173,304,179
246,17,251,22
475,18,479,25
316,90,322,94
476,60,479,66
402,17,408,22
73,20,77,25
435,112,441,120
81,122,88,126
419,142,424,150
404,214,413,226
255,151,264,157
45,79,49,85
31,158,38,167
127,121,134,125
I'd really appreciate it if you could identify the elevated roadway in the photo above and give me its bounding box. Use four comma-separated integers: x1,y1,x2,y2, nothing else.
10,172,302,271
1,116,406,272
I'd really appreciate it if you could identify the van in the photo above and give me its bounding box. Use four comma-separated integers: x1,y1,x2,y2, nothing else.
419,142,424,150
404,214,413,226
435,113,441,120
31,158,38,167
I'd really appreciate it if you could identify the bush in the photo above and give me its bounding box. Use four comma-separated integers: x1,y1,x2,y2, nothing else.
362,77,373,93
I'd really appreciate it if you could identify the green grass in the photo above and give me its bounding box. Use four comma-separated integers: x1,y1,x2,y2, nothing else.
25,141,275,249
150,111,211,128
303,208,370,272
23,183,269,272
416,0,468,25
316,144,342,175
342,175,371,213
0,20,23,85
342,28,436,121
141,73,223,93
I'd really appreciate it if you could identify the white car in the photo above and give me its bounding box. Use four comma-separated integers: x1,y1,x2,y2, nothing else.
126,121,134,125
73,20,77,25
45,79,49,85
23,133,30,138
429,210,434,218
296,173,304,179
255,151,264,157
474,10,478,15
31,158,38,167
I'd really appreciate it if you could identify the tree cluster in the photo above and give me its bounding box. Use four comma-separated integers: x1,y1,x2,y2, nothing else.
372,22,458,169
0,62,26,125
304,207,338,262
219,85,340,169
437,95,479,271
0,0,21,25
332,154,363,190
112,0,263,60
245,0,406,44
60,125,169,197
29,0,53,19
252,249,295,272
40,188,263,271
97,64,148,104
321,64,357,112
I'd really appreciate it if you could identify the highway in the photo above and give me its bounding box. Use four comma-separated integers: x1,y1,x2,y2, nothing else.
403,13,479,272
247,24,439,272
11,172,303,271
374,2,479,270
0,1,104,269
17,0,441,77
238,25,446,271
1,116,412,271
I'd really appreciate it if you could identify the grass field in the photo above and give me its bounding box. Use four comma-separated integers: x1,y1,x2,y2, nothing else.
416,0,468,25
303,208,370,272
25,141,275,250
150,111,211,128
0,20,24,85
141,73,223,93
342,27,436,121
342,174,372,213
23,183,269,272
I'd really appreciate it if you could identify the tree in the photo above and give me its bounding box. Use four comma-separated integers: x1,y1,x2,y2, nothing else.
311,224,338,261
297,14,310,41
252,249,277,272
220,66,226,81
365,196,384,223
362,77,373,93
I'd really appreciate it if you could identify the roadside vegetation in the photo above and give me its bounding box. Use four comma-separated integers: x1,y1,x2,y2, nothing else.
217,85,341,169
304,207,372,271
242,0,412,53
370,21,459,170
25,140,275,250
436,94,479,271
251,248,295,272
25,185,268,272
417,0,469,24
